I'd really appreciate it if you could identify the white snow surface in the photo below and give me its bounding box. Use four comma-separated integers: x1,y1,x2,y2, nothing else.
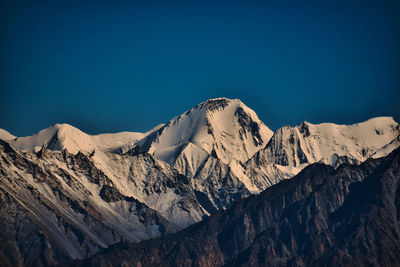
9,123,146,154
0,128,16,140
245,116,400,189
275,116,400,165
371,134,400,159
138,98,274,165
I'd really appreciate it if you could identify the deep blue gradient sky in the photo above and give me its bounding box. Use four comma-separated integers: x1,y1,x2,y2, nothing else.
1,0,399,136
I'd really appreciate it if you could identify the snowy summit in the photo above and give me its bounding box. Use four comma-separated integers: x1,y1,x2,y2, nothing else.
135,98,273,164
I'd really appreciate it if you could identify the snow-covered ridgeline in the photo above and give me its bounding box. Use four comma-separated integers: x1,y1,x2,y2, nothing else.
135,98,273,165
0,98,399,266
0,128,16,140
7,123,164,154
1,99,399,197
244,116,400,188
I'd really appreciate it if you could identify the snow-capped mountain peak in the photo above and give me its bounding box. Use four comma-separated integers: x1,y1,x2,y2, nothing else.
0,128,16,140
9,123,145,154
1,99,400,266
244,116,400,188
135,98,273,165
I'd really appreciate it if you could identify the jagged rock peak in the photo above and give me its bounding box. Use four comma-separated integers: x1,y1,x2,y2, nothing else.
195,97,231,112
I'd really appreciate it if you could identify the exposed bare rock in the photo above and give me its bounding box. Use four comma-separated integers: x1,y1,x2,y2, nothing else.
0,140,179,266
72,148,400,267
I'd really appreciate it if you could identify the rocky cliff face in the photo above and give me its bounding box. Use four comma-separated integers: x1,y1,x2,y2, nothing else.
0,140,182,266
72,148,400,267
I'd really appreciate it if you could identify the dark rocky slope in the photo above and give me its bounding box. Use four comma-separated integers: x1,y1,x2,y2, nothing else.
0,140,179,267
72,148,400,267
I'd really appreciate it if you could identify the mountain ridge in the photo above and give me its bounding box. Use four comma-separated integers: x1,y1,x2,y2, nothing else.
133,98,273,165
0,98,399,266
69,147,400,267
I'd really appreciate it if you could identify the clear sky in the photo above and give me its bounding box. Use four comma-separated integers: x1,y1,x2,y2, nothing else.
1,0,399,136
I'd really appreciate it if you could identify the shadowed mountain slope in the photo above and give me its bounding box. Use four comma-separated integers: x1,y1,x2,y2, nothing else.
72,148,400,267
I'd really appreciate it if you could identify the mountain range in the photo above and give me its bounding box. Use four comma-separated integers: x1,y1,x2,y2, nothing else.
0,98,399,266
72,146,400,267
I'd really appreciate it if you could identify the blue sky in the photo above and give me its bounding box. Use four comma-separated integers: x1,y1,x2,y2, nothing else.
1,0,399,136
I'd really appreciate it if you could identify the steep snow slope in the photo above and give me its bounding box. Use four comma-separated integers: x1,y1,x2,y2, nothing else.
9,123,146,154
371,134,400,159
130,98,274,208
245,117,400,186
135,98,273,165
89,150,206,227
0,129,16,141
